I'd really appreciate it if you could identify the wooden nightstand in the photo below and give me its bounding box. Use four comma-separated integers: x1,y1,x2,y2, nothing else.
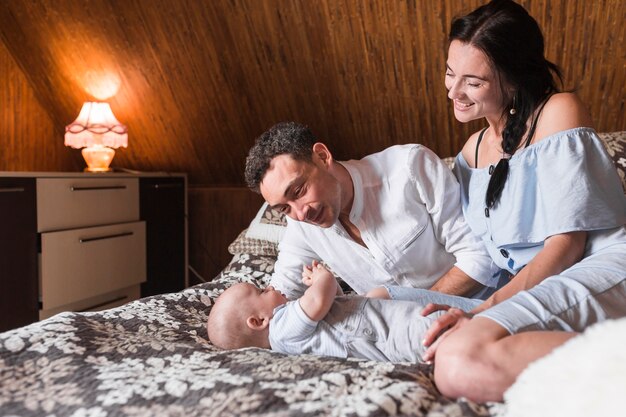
0,172,187,332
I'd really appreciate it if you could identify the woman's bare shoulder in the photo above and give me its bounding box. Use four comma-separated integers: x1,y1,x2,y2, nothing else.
460,129,486,168
532,93,594,144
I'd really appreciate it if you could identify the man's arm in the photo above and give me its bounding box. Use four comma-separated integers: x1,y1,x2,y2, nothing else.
428,265,483,296
270,219,321,299
409,146,499,291
299,263,339,321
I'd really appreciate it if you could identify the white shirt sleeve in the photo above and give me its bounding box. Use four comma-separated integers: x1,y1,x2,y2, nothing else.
270,219,320,299
269,301,318,355
408,146,499,287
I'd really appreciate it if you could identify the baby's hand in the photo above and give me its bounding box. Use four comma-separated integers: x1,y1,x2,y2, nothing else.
302,264,314,287
302,260,322,286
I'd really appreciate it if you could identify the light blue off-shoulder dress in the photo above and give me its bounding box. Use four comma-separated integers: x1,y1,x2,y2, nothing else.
454,127,626,333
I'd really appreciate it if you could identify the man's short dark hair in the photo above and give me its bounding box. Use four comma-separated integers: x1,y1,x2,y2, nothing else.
245,122,317,192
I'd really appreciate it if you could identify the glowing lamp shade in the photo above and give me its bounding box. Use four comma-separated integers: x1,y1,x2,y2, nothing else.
64,102,128,172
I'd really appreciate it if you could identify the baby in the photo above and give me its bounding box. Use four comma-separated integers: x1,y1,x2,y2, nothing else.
207,262,479,363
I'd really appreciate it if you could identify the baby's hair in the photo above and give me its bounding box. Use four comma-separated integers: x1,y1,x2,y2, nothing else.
207,285,265,349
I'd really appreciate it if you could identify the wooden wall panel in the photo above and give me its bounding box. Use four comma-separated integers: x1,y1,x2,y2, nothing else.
0,40,80,172
0,0,623,185
188,187,264,284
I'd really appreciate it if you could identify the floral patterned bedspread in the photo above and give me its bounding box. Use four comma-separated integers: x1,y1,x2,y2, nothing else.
0,254,499,417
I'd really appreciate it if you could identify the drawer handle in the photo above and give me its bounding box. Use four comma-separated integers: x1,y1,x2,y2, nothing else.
152,183,182,189
77,295,128,312
80,231,134,243
70,185,127,191
0,187,25,193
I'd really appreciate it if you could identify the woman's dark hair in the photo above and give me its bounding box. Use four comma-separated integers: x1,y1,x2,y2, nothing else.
245,122,316,192
450,0,562,208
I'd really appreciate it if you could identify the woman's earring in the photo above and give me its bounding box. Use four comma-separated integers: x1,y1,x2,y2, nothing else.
509,94,517,115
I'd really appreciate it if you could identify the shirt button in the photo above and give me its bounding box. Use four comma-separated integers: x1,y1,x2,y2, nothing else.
500,249,509,258
345,325,353,332
363,328,372,336
489,165,494,175
484,208,490,218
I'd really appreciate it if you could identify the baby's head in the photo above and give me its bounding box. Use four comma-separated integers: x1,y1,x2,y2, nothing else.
207,283,288,349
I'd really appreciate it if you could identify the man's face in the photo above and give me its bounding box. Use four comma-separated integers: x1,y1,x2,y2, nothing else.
259,153,343,228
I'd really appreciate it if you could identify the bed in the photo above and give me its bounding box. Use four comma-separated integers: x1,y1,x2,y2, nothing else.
1,131,624,417
0,255,496,416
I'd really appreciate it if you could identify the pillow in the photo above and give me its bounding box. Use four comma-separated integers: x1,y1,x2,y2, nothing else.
228,202,287,256
228,229,278,257
217,252,275,289
597,131,626,193
442,156,456,170
245,202,287,241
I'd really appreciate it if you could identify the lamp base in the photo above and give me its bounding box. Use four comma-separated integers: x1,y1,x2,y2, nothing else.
83,167,112,173
82,145,115,173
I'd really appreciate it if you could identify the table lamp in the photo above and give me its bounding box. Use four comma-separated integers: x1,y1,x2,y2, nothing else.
64,102,128,172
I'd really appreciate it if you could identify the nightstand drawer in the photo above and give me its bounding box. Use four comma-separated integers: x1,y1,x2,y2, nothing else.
39,285,141,320
36,177,139,232
40,221,146,310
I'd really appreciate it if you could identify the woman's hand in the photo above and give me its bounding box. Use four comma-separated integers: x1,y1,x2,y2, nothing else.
421,305,474,362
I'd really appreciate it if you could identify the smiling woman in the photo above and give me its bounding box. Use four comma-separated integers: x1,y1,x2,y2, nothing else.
445,41,508,125
422,0,626,404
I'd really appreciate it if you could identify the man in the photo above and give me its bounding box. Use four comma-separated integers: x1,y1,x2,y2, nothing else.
245,122,500,300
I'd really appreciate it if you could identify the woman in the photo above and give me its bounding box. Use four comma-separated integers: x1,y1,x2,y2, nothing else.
420,0,626,402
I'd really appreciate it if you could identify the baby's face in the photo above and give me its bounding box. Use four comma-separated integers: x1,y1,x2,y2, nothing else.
227,283,288,314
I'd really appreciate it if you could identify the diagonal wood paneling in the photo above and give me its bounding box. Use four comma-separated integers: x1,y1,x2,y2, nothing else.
0,39,81,172
0,0,624,185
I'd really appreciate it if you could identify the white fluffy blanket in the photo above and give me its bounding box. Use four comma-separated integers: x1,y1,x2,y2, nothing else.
500,317,626,417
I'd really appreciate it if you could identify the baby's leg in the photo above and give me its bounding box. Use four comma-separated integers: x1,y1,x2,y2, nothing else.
383,286,481,312
365,287,391,299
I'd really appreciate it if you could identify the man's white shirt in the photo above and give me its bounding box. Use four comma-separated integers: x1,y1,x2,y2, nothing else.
271,144,499,299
